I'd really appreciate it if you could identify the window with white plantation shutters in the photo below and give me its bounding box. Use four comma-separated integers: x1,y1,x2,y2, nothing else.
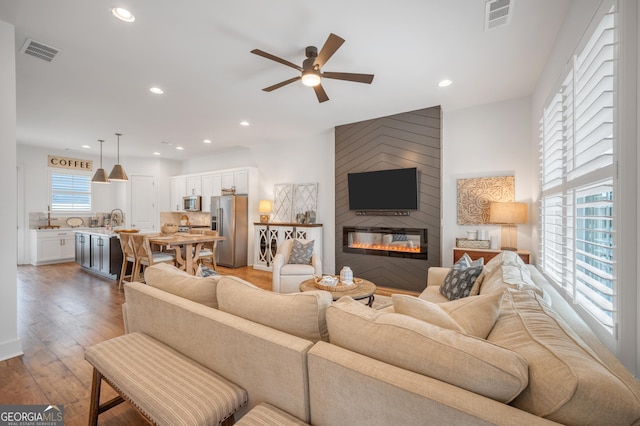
539,7,616,338
50,171,92,212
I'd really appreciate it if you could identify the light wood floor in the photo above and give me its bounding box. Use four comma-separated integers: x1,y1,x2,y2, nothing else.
2,262,417,425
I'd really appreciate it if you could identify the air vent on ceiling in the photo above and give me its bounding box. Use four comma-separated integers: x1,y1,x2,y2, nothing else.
485,0,513,31
20,38,61,62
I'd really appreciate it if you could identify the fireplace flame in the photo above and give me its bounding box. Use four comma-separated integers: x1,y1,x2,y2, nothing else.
349,242,422,253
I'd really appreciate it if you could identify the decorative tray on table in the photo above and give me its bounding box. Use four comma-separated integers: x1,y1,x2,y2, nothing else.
313,275,362,291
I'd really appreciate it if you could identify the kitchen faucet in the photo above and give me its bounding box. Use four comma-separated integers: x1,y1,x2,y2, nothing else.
110,209,124,227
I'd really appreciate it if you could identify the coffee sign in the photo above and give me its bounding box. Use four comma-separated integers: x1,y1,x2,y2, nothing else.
48,155,92,171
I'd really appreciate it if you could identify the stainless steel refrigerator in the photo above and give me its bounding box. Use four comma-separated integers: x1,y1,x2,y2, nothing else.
210,195,248,268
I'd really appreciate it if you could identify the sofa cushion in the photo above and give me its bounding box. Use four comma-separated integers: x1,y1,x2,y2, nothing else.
392,291,503,339
288,239,314,264
479,251,549,304
144,263,220,308
488,288,640,425
326,296,528,403
217,276,332,342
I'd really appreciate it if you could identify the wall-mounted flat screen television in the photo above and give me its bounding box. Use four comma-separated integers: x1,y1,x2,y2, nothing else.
347,167,418,211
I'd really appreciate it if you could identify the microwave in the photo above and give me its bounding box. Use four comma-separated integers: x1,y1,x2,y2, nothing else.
183,195,201,211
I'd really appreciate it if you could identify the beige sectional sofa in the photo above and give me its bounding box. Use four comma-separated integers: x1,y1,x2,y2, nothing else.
120,253,640,425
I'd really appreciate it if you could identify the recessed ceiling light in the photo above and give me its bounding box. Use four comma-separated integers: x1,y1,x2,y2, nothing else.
438,79,453,87
82,145,91,149
203,139,212,144
153,152,160,156
176,146,184,150
150,87,164,95
112,7,135,23
240,121,250,127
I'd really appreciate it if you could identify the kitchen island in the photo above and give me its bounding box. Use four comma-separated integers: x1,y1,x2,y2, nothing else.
74,229,123,280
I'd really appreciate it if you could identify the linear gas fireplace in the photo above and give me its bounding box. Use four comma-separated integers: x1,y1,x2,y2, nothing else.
343,227,427,259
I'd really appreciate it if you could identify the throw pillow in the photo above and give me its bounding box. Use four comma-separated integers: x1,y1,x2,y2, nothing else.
288,239,314,264
392,291,504,338
439,264,484,300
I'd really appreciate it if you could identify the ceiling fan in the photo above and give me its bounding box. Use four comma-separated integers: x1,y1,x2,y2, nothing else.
251,33,374,103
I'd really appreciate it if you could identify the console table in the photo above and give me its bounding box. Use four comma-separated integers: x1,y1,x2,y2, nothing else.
453,248,530,265
253,223,323,271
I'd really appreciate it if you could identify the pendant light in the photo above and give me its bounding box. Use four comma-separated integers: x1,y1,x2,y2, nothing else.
91,139,110,184
108,132,128,181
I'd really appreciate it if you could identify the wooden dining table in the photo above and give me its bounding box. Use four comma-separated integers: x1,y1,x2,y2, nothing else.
147,233,225,275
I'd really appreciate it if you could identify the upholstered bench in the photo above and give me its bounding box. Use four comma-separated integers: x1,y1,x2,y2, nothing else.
236,403,309,426
85,332,247,426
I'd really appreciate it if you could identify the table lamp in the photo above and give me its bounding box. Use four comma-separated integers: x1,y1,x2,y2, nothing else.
489,202,528,251
259,200,273,223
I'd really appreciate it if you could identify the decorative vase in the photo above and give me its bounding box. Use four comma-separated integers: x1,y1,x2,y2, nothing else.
340,266,353,284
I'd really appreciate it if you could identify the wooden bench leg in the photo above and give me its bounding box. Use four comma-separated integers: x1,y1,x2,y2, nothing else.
89,368,102,426
88,367,126,426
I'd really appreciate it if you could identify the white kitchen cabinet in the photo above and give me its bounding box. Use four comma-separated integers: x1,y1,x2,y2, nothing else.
201,173,222,212
170,176,186,212
30,229,76,265
221,170,249,194
221,172,234,191
233,169,249,194
185,175,202,196
253,223,323,271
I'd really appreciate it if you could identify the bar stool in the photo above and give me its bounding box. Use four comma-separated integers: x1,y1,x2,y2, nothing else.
118,233,136,290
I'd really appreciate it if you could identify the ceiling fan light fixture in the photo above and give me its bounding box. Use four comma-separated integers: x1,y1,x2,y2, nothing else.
301,70,321,87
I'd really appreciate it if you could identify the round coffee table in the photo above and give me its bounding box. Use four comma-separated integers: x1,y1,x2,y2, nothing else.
299,278,377,307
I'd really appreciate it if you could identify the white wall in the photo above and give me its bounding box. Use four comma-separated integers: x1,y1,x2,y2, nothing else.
181,130,337,273
0,19,22,361
441,97,534,266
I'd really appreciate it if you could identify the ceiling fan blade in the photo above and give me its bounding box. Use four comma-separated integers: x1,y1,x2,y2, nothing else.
322,72,374,84
313,84,329,103
314,33,345,68
251,49,302,71
263,76,301,92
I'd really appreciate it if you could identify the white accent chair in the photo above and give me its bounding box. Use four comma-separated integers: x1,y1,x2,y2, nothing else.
272,238,322,293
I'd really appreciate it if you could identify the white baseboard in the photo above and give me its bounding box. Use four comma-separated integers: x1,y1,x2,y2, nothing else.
0,337,23,361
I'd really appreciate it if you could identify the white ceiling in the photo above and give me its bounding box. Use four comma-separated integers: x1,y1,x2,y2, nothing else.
0,0,570,160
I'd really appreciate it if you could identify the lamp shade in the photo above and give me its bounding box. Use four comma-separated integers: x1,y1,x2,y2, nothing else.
258,200,273,213
108,164,128,181
92,139,110,184
108,132,128,181
489,202,528,225
91,168,109,184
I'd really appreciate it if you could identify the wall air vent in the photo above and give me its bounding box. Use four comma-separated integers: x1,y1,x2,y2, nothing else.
20,38,61,62
485,0,513,31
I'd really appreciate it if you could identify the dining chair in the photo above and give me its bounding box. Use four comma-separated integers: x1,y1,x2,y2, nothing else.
131,234,176,283
118,233,136,290
197,230,219,271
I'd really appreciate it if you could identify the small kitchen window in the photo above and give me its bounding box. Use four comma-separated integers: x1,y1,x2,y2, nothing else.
50,170,92,212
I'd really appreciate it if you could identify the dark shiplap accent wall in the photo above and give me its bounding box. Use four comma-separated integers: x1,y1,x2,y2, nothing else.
335,106,441,292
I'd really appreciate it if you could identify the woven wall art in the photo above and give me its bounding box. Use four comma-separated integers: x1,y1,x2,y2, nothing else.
457,176,514,224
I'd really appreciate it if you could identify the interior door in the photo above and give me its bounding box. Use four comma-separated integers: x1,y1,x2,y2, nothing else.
130,175,157,231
